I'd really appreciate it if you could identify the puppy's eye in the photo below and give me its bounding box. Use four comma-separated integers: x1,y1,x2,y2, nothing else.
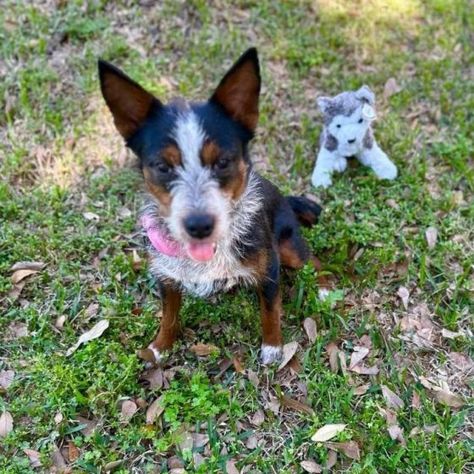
336,124,341,128
358,118,364,124
215,157,230,170
155,162,171,174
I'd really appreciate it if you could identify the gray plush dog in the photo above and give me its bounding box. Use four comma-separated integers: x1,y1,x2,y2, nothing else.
311,86,397,188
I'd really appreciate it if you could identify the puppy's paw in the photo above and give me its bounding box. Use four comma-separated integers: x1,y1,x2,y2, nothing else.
311,173,332,189
260,344,282,365
334,158,347,173
137,344,164,368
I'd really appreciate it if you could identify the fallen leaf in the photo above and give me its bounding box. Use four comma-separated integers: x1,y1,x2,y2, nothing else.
225,460,239,474
7,281,25,301
141,367,164,390
189,343,219,357
349,346,370,369
10,261,46,272
168,456,184,469
325,450,337,469
104,460,123,472
303,318,317,343
425,227,438,249
441,328,464,339
387,425,406,445
55,315,66,329
278,341,299,371
245,433,258,449
353,384,370,396
121,400,138,422
397,286,410,310
350,364,379,375
24,448,42,468
192,433,209,448
432,389,464,408
381,385,405,410
232,356,244,373
0,370,15,391
250,409,265,427
7,321,29,339
0,411,13,437
325,441,360,460
178,431,193,452
83,211,100,221
311,423,346,442
448,352,474,371
50,447,67,470
411,391,421,409
76,416,97,436
68,442,80,462
146,396,164,424
280,395,314,415
193,453,205,469
300,460,323,473
247,369,259,387
54,412,63,424
383,77,403,99
11,268,39,284
326,342,340,373
66,319,109,356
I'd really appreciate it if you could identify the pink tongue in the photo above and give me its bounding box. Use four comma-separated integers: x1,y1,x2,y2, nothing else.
187,242,215,262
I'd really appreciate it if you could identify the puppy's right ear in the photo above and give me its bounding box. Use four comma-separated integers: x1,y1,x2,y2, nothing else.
317,97,332,113
98,60,161,139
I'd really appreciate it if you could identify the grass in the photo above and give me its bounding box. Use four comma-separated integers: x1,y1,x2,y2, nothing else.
1,0,473,472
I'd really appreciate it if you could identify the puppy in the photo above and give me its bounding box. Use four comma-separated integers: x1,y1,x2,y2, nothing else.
99,48,327,365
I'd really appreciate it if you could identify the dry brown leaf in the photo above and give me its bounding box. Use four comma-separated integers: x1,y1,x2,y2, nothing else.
120,400,138,422
232,356,244,373
353,384,370,395
0,370,15,391
325,441,360,460
10,261,46,272
387,425,406,445
0,411,13,437
225,460,239,474
411,391,421,409
311,423,346,442
303,318,317,343
250,409,265,427
50,447,67,470
247,369,259,387
433,389,464,408
68,442,80,462
383,77,403,99
278,341,299,371
146,396,164,424
448,352,474,371
83,211,100,221
425,227,438,249
76,416,98,436
7,281,25,301
55,315,66,330
141,367,164,390
189,343,219,357
300,460,323,473
350,364,379,375
11,268,39,284
326,342,340,373
178,431,193,452
7,321,29,339
280,395,314,415
66,319,109,356
325,450,337,469
192,433,209,449
441,328,464,339
349,346,370,369
24,448,42,468
381,385,405,410
54,412,63,425
397,286,410,310
245,433,258,449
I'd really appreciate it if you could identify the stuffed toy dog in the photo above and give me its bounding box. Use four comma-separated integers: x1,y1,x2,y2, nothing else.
311,86,397,188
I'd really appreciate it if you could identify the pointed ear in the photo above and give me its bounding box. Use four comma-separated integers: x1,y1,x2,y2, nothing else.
355,85,375,105
210,48,261,132
98,60,161,139
317,97,333,113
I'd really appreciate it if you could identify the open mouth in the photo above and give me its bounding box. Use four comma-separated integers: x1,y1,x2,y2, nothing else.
141,214,217,262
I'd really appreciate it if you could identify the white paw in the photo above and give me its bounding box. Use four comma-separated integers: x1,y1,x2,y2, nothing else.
334,158,347,173
311,173,332,189
138,344,164,368
376,162,398,180
260,345,282,365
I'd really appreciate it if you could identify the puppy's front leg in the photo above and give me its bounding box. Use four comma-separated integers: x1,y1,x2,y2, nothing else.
258,251,283,364
138,281,182,364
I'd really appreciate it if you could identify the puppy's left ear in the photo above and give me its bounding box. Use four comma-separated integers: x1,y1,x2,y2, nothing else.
210,48,261,133
355,85,375,105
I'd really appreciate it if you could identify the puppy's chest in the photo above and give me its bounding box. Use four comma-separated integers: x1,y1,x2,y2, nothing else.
149,246,257,297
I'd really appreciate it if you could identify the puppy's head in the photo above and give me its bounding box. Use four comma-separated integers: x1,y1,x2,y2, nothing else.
99,49,260,261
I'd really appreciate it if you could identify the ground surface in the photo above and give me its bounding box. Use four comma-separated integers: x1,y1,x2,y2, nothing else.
0,1,473,473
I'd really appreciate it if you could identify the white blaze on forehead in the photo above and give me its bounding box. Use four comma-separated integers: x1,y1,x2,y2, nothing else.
172,111,206,169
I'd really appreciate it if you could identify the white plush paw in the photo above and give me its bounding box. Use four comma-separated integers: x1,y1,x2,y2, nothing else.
376,162,398,180
334,158,347,173
311,173,332,189
260,345,282,365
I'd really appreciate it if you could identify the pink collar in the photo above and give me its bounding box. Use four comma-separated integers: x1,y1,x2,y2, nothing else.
141,214,185,258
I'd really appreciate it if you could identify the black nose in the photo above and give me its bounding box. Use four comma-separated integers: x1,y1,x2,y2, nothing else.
348,138,356,144
184,214,215,239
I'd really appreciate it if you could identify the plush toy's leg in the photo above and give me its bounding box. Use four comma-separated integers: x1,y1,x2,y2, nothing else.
359,144,397,180
311,149,336,188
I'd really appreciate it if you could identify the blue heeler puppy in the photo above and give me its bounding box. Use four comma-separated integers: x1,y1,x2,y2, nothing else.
311,86,397,188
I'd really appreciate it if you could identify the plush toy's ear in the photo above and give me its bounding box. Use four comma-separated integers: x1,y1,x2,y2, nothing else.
98,60,162,139
317,97,333,113
355,85,375,105
210,48,261,132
